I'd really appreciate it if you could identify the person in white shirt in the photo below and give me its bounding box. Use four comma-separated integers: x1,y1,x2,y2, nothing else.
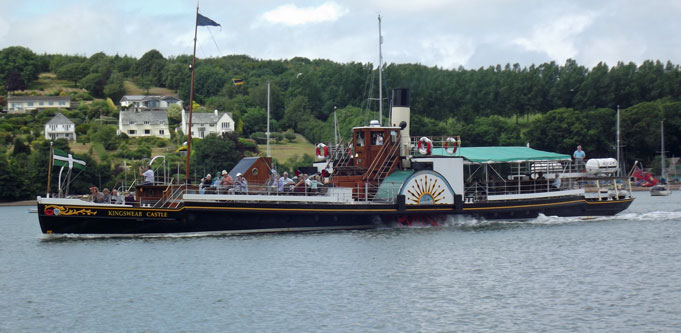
140,165,154,185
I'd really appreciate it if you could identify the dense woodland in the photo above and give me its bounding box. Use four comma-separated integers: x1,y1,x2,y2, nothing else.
1,45,681,200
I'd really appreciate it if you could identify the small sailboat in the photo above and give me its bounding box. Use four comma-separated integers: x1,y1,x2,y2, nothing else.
651,120,671,196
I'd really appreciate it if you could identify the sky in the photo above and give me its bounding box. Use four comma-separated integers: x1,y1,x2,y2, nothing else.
2,0,681,69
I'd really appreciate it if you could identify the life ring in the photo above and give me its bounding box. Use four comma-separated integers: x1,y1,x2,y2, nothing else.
417,137,432,155
315,143,329,160
444,137,458,154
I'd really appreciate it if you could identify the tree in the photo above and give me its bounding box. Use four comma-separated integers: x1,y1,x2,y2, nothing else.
132,49,166,86
281,96,310,132
87,100,113,119
193,65,228,102
3,70,27,91
249,83,285,120
12,138,31,155
56,62,89,86
0,156,22,200
79,72,106,97
104,72,126,101
242,107,268,134
0,46,40,91
91,125,118,150
137,75,154,95
190,134,240,173
167,104,182,126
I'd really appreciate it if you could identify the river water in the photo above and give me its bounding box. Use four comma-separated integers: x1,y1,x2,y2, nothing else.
1,194,680,332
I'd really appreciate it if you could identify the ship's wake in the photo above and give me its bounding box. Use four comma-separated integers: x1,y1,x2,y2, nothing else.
390,210,681,231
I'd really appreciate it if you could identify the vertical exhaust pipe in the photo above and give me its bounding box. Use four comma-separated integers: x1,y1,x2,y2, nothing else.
391,88,410,158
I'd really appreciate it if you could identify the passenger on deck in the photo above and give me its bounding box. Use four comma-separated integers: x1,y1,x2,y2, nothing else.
294,174,310,192
234,173,248,194
200,174,212,194
140,165,154,185
111,189,123,204
102,188,111,203
89,187,103,203
553,174,562,189
212,171,222,187
125,191,135,203
268,171,279,193
278,172,293,192
573,145,586,170
308,175,322,192
219,170,233,192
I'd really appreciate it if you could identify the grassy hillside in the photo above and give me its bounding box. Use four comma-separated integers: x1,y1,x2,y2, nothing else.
257,134,315,161
26,73,87,94
123,80,176,96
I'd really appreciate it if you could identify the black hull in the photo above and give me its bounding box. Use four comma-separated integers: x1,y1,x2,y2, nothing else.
462,195,634,219
37,195,633,234
36,201,456,235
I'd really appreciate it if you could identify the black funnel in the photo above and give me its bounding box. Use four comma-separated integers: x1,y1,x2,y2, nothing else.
392,89,410,107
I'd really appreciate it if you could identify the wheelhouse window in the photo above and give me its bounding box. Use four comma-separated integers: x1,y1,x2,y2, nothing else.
372,132,384,145
356,131,365,147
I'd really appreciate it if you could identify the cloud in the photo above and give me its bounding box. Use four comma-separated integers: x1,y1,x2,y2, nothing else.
0,18,8,42
581,36,646,67
512,12,596,62
260,2,348,26
419,35,475,69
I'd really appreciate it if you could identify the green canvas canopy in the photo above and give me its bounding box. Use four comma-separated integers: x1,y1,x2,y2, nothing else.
430,146,571,164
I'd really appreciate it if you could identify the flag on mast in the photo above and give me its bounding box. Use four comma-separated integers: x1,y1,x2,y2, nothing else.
197,13,221,27
53,148,86,170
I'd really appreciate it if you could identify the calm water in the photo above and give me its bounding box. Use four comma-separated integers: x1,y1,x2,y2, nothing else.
1,194,680,332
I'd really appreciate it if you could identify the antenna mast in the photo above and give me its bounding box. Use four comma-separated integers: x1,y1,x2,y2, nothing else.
378,14,383,125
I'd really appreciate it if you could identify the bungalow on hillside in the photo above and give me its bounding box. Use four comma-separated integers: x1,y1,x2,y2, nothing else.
181,109,234,138
120,95,183,111
118,110,171,139
44,112,77,141
7,95,71,114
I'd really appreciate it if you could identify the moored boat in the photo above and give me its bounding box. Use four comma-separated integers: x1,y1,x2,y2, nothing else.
651,120,672,196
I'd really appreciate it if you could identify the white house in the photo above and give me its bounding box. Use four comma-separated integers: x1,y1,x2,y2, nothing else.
120,95,182,110
44,112,77,141
181,109,234,138
118,110,171,139
8,95,71,114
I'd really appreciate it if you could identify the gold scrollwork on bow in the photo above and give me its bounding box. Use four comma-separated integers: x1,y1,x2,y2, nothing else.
44,205,98,216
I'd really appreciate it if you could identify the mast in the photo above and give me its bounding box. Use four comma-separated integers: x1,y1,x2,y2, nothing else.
334,106,338,147
266,81,271,157
616,105,621,176
378,14,383,125
47,141,53,197
661,120,666,181
185,5,200,185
